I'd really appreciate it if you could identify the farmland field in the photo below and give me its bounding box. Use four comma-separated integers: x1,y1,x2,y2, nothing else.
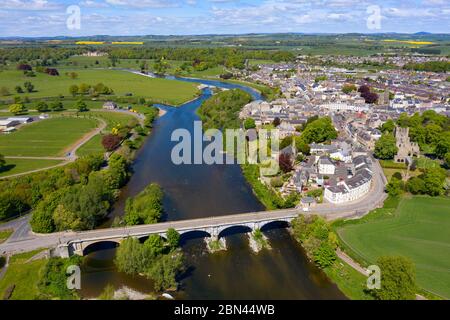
337,196,450,298
0,117,98,157
0,158,63,178
0,68,199,106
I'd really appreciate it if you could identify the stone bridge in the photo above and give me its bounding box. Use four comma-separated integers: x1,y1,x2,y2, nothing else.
56,209,301,257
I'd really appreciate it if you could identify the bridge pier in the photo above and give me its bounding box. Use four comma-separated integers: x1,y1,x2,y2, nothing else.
204,227,226,252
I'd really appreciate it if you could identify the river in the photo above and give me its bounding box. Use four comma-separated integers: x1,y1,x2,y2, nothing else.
80,77,345,300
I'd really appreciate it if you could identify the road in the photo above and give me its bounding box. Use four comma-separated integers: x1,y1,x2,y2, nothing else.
0,158,386,256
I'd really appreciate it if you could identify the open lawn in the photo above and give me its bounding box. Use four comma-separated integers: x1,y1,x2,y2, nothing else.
0,68,199,106
337,196,450,299
76,111,136,156
0,158,63,178
0,250,47,300
0,117,98,157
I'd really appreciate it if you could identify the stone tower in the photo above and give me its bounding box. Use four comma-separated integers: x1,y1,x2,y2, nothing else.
394,127,420,163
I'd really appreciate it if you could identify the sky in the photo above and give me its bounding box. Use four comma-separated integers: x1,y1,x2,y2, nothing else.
0,0,449,37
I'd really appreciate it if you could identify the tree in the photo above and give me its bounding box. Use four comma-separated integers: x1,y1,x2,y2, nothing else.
36,101,49,112
102,134,122,151
8,103,26,115
15,86,23,94
68,72,78,79
342,83,356,94
313,242,336,268
358,85,370,95
143,235,165,257
363,91,378,104
17,64,32,71
381,119,395,133
146,253,184,291
124,183,163,225
69,85,79,97
272,117,281,127
301,117,337,144
78,83,90,95
166,228,180,249
422,167,446,196
374,133,398,160
385,177,403,197
280,136,293,150
243,118,256,130
295,137,311,155
435,132,450,159
75,99,88,112
50,100,64,111
372,256,417,300
406,177,426,194
23,81,34,93
115,237,148,275
279,153,293,173
45,68,59,76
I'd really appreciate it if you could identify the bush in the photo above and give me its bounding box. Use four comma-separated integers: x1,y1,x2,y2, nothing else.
38,256,82,300
270,177,283,188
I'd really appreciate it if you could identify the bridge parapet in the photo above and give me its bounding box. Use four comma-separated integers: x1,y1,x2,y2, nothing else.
56,211,300,257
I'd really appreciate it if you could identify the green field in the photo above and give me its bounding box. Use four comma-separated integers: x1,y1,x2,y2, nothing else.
0,68,199,106
0,158,63,177
76,111,137,156
337,196,450,298
0,250,47,300
0,117,98,157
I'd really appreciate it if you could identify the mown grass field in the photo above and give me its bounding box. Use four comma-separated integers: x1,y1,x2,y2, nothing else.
337,196,450,299
0,117,98,157
76,111,137,156
0,68,199,106
0,158,63,177
0,250,47,300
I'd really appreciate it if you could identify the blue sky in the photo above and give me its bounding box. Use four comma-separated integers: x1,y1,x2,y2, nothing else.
0,0,448,37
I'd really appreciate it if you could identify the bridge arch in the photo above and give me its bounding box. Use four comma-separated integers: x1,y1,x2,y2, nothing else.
260,220,290,232
179,230,211,245
82,240,121,256
218,225,253,239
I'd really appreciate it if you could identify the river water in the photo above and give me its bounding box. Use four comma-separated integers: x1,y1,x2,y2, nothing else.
80,77,345,300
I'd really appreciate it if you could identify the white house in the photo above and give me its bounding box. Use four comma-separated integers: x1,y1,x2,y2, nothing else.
324,167,372,204
318,156,335,175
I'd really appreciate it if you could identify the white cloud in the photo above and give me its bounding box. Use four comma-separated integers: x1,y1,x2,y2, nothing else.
0,0,61,11
79,1,109,8
105,0,179,8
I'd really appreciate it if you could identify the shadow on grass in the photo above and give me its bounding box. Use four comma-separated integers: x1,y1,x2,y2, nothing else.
0,164,16,174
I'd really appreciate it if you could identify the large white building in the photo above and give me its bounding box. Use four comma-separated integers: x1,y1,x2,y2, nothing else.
323,155,373,204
